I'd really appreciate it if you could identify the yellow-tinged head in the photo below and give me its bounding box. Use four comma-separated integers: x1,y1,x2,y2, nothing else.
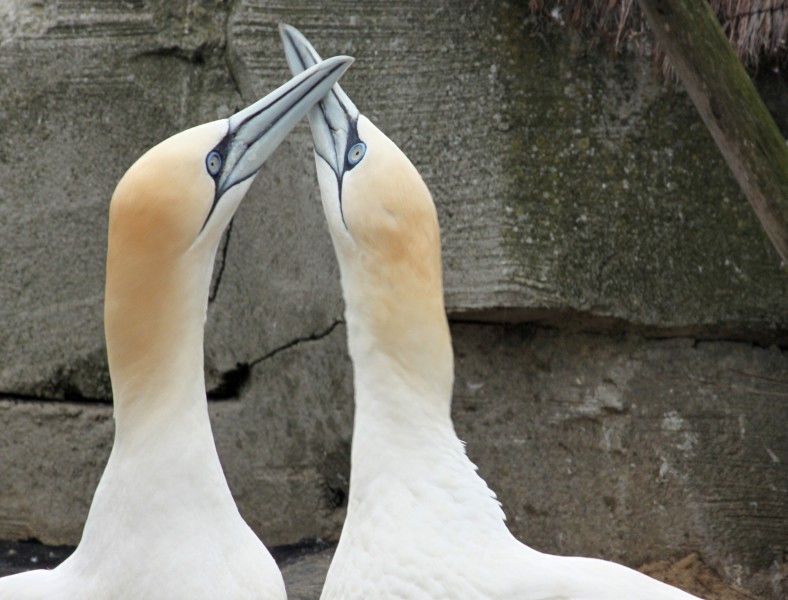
104,56,353,406
105,121,230,404
108,122,224,264
318,116,451,396
318,116,445,323
281,25,452,398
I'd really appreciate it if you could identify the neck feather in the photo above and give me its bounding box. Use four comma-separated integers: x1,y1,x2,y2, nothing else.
343,297,508,535
104,245,212,434
342,260,454,424
338,241,510,539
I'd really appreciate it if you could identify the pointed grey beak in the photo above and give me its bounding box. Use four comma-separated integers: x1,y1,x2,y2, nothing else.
204,54,353,226
279,24,361,180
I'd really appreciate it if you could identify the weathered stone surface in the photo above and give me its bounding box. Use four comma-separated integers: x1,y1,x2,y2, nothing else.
2,325,786,597
2,0,785,399
1,1,786,598
451,326,786,599
0,400,111,544
275,544,335,600
0,0,242,399
0,323,354,548
209,323,354,544
226,0,788,337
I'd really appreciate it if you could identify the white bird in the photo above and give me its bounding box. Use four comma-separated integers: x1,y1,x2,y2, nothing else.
0,55,352,600
280,25,702,600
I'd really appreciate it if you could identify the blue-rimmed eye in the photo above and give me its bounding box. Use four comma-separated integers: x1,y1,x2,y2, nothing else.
347,142,366,166
206,151,222,176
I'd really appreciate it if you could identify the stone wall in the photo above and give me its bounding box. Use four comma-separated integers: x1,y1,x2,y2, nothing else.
0,1,785,598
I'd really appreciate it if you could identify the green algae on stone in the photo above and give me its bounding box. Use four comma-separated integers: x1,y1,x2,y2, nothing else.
492,11,788,337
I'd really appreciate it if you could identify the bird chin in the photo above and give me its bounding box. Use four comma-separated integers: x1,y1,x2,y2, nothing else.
192,177,254,253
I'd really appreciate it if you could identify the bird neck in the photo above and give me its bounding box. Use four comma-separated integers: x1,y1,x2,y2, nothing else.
337,246,512,541
340,250,457,483
104,248,213,438
66,247,243,572
342,258,455,425
343,298,510,535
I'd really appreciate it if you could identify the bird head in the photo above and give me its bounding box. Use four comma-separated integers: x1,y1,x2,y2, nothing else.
108,55,353,264
280,25,442,301
280,25,451,396
104,56,353,401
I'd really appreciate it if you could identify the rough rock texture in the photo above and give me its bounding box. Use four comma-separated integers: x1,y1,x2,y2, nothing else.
223,0,788,338
0,0,243,400
2,326,786,597
451,326,787,599
0,1,786,598
2,0,786,400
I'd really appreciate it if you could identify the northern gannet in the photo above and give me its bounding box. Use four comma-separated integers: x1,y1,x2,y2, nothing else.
280,25,702,600
0,56,352,600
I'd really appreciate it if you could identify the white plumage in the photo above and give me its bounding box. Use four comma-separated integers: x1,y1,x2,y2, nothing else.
0,57,352,600
279,24,702,600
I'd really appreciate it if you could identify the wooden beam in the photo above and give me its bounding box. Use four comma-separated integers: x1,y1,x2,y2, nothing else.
637,0,788,265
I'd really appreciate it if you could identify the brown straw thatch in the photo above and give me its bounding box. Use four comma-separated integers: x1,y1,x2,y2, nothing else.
527,0,788,71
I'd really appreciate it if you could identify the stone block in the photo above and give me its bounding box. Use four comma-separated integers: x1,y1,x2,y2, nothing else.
2,325,785,597
0,2,786,598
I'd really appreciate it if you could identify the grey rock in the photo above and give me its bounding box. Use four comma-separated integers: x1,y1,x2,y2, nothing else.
275,545,335,600
450,326,787,599
2,0,786,399
0,0,242,399
0,401,112,544
210,323,353,545
226,0,788,337
0,1,786,599
2,325,786,597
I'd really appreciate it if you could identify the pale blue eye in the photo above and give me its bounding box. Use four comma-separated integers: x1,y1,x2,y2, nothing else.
347,142,366,166
206,151,222,176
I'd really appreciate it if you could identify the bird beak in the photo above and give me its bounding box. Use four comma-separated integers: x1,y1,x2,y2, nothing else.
211,54,354,205
279,24,360,179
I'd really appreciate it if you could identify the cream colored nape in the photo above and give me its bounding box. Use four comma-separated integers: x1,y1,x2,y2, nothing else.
336,116,440,271
318,116,453,398
1,52,356,599
276,22,701,600
103,120,235,408
108,121,222,260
